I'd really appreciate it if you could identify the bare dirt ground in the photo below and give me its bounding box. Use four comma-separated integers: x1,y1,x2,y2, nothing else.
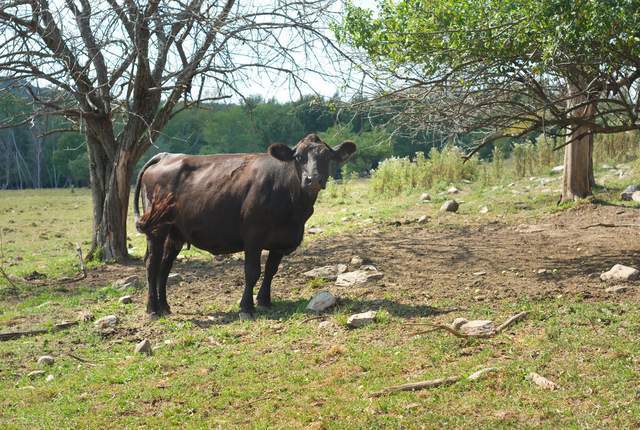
10,202,636,340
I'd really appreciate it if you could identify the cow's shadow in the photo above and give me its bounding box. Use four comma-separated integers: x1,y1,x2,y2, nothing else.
186,297,459,328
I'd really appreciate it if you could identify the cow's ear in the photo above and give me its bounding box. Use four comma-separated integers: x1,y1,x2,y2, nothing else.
268,143,294,162
332,140,356,163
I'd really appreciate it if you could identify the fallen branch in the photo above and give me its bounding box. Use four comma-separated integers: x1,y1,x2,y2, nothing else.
0,320,79,341
67,352,97,367
525,372,559,390
429,311,529,338
581,223,640,229
370,367,499,397
0,266,18,290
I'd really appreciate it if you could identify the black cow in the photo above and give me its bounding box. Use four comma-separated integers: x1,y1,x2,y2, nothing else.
133,133,356,319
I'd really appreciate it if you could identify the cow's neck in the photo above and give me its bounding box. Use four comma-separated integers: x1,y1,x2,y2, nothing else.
292,188,318,224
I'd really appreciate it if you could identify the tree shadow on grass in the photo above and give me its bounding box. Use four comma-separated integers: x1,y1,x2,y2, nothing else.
187,297,459,328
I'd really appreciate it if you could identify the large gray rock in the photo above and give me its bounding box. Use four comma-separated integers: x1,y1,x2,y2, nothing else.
303,264,348,281
347,311,377,328
458,320,495,336
37,355,55,367
336,265,383,287
134,339,152,356
620,184,640,200
600,264,640,282
307,291,336,312
440,200,459,212
94,315,118,329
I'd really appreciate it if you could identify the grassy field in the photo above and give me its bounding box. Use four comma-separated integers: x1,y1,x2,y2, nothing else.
1,164,640,428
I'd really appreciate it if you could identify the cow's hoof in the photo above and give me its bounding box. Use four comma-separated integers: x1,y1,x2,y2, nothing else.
238,311,256,321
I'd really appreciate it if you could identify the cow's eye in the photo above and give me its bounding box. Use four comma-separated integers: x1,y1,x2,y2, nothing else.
295,154,305,163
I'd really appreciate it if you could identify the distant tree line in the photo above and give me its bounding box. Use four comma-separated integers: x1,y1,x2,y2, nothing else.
0,92,449,189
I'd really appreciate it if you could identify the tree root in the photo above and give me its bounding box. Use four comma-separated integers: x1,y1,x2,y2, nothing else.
370,367,499,397
581,223,640,229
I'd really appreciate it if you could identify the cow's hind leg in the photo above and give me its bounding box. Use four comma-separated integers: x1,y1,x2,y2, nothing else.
239,247,262,320
145,231,167,316
257,251,283,308
156,231,183,316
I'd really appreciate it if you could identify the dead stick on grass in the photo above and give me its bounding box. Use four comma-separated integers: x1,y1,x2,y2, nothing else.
0,320,80,342
67,352,97,366
370,368,499,397
581,223,640,229
429,311,529,338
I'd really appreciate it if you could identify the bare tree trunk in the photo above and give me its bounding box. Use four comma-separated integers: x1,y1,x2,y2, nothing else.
561,83,595,201
85,121,134,262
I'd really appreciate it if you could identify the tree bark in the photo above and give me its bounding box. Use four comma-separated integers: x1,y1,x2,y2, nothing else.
85,119,134,262
561,83,595,201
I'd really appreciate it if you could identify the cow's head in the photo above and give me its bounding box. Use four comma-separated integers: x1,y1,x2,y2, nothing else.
268,134,357,193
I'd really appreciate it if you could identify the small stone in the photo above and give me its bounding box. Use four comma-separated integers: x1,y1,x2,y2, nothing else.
350,256,364,268
473,271,487,276
479,206,489,214
632,191,640,202
440,200,459,212
167,273,182,284
336,266,383,287
447,186,460,194
347,310,377,328
550,165,564,174
114,275,139,289
37,355,55,367
118,295,133,305
307,227,323,234
78,310,94,322
94,315,118,329
600,264,640,282
46,374,55,383
318,320,334,330
537,269,547,274
134,339,152,356
306,291,336,313
420,193,431,201
27,370,46,379
605,285,630,293
416,215,428,223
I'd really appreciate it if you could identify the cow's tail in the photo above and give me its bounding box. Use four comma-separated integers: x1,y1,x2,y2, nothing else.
134,153,172,234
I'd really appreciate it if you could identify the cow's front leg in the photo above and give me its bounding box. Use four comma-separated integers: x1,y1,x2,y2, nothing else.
257,251,283,308
239,247,261,320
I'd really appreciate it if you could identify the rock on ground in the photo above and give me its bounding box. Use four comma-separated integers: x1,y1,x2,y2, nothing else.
417,215,428,223
440,200,459,212
306,291,336,313
37,355,55,366
118,295,133,304
114,275,139,289
94,315,118,329
135,339,152,356
550,165,564,174
349,256,364,267
447,186,460,194
336,265,383,287
78,310,94,322
479,206,489,214
632,191,640,202
303,264,348,281
318,320,335,330
600,264,640,282
620,184,640,200
307,227,323,234
458,320,495,336
347,311,377,328
605,285,630,293
46,374,55,382
420,193,431,201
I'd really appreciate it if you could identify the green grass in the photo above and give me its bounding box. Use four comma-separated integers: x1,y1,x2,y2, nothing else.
2,164,640,428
